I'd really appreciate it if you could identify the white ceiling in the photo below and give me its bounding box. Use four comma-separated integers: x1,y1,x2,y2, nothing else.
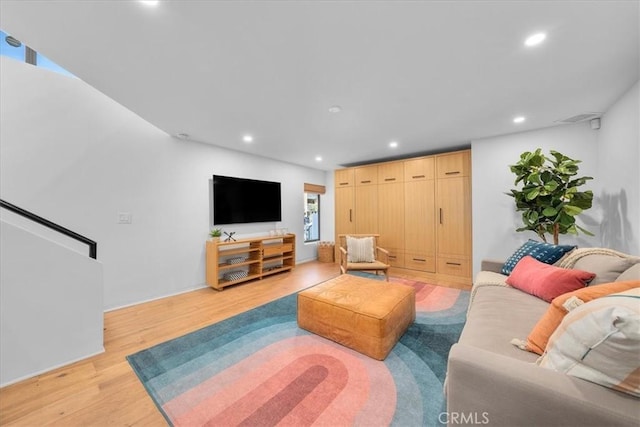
1,1,638,171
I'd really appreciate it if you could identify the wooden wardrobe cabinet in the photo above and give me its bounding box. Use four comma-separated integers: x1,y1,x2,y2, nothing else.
355,165,378,186
378,180,405,267
378,161,404,183
436,150,470,178
435,150,472,280
405,179,436,273
334,177,356,261
335,168,355,187
404,157,435,181
355,185,378,234
335,186,355,235
334,149,472,287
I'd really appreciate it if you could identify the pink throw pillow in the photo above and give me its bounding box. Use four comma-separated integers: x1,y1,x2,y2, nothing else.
505,256,595,302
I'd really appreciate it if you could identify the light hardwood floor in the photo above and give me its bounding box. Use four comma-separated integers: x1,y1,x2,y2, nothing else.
0,261,467,426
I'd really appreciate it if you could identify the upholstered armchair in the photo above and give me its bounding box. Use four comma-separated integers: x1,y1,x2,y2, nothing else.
338,234,390,281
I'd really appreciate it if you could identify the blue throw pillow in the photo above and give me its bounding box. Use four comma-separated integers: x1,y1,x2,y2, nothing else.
501,240,576,275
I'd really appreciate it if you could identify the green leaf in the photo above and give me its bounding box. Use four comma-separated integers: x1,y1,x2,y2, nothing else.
542,207,558,217
557,210,575,224
568,176,593,187
563,205,583,216
576,224,595,236
565,187,578,195
527,172,541,184
529,153,545,167
571,191,594,209
540,170,553,183
525,187,540,200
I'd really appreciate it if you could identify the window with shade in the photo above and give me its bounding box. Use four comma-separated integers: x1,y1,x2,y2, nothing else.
303,183,325,243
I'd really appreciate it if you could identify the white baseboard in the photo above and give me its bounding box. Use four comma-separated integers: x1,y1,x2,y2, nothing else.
106,259,320,313
104,283,208,313
0,348,105,388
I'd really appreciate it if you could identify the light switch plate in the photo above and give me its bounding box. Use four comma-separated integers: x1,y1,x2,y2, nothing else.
117,212,132,224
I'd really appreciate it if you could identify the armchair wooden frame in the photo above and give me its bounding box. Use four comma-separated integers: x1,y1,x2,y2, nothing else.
338,234,390,281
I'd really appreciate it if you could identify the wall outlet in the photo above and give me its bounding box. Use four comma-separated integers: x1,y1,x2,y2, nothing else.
117,212,132,224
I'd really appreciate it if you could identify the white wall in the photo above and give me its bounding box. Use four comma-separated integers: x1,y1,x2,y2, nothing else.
0,57,329,310
322,172,336,244
595,81,639,255
471,81,639,275
3,56,636,311
0,221,104,386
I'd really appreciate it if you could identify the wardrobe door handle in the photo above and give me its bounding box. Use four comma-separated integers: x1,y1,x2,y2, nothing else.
349,209,352,222
361,180,371,184
439,208,443,224
446,262,462,266
445,171,461,175
384,178,396,182
412,175,425,179
339,182,349,186
413,258,426,262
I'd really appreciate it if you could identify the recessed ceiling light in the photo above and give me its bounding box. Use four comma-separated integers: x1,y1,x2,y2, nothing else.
315,156,323,162
328,105,342,113
242,135,254,143
389,141,398,148
524,32,546,47
139,1,159,6
513,116,526,124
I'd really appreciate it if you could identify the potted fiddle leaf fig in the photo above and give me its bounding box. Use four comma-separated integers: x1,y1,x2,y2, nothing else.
507,148,594,244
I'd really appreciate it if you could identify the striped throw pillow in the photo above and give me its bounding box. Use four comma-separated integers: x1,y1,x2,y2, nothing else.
346,236,375,263
538,287,640,396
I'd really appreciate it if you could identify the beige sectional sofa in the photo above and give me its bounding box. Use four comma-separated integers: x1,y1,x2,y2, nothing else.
446,248,640,427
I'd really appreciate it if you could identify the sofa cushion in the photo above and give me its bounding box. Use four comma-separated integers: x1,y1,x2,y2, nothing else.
505,256,595,302
460,285,545,363
473,270,508,287
501,239,576,275
525,280,640,355
617,263,640,282
571,254,640,285
538,288,640,397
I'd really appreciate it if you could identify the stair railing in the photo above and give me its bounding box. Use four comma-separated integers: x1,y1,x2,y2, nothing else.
0,199,97,259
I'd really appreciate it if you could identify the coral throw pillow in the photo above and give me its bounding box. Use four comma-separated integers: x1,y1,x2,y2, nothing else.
506,256,595,302
525,280,640,355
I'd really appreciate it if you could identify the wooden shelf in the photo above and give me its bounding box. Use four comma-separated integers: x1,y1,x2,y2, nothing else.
217,259,260,270
206,234,296,290
263,254,294,262
217,273,262,287
262,266,293,277
219,247,261,257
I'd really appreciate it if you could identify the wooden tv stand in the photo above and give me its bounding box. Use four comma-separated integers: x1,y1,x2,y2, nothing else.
205,234,295,290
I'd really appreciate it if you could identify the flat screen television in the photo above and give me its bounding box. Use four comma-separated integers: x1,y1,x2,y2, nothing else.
213,175,282,225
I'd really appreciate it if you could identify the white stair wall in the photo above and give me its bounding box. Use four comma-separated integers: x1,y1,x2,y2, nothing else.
0,220,104,386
